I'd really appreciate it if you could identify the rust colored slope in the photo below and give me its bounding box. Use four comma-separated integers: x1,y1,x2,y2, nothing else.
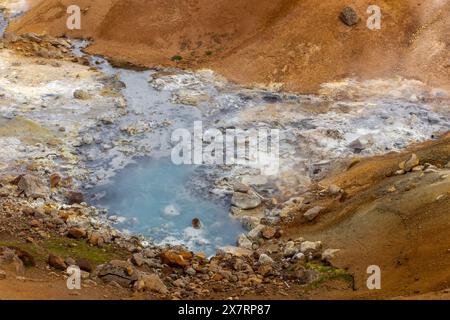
285,134,450,299
9,0,450,93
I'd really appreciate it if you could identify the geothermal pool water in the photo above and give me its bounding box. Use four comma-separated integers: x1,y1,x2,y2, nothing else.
91,158,244,255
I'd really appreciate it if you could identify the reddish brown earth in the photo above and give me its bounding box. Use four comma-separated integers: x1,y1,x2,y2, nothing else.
9,0,450,93
284,133,450,299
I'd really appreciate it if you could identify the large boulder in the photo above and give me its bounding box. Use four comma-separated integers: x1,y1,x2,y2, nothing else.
300,241,322,256
48,254,67,270
0,247,25,275
139,273,168,294
237,234,253,250
159,250,192,268
231,192,261,210
95,260,139,287
17,175,49,199
68,227,87,239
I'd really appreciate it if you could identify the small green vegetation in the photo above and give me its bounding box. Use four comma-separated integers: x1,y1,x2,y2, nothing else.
0,237,121,266
306,262,354,288
44,237,118,265
205,50,213,56
171,55,183,62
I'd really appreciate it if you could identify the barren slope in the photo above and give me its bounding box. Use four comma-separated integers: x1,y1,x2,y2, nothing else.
9,0,450,93
285,134,450,298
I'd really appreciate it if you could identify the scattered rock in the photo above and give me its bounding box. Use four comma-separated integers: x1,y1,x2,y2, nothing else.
321,249,341,262
240,216,260,231
141,273,168,294
22,32,42,43
232,181,250,193
283,241,298,257
191,218,202,229
231,192,261,210
12,247,36,267
88,232,104,247
218,246,253,257
257,264,273,277
73,89,91,100
403,154,420,172
185,267,196,276
349,134,373,153
66,191,84,205
412,165,425,172
328,184,342,195
258,254,274,264
17,175,49,199
0,270,6,280
340,7,360,26
300,241,322,256
65,257,76,266
50,173,61,188
68,227,87,239
160,250,192,268
304,206,324,221
292,252,306,263
261,226,277,240
279,197,304,218
76,259,93,272
173,278,186,288
247,224,265,240
237,234,253,250
0,248,24,275
82,134,94,145
96,260,138,288
48,254,67,270
131,253,145,267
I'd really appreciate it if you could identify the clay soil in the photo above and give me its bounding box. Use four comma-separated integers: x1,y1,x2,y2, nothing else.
9,0,450,93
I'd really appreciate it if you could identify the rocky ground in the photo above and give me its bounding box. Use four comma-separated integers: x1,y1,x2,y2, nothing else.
0,1,449,300
1,135,449,300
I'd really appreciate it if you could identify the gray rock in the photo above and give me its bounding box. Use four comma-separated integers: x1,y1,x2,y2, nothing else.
185,267,196,276
340,7,360,26
292,252,306,262
73,89,91,100
232,181,250,193
237,234,253,250
258,254,274,265
240,216,260,231
17,175,49,199
283,241,298,257
96,260,138,287
131,253,145,267
141,273,168,294
349,134,373,153
231,192,261,210
82,134,94,145
247,224,265,240
322,249,341,262
304,206,324,221
300,241,322,255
